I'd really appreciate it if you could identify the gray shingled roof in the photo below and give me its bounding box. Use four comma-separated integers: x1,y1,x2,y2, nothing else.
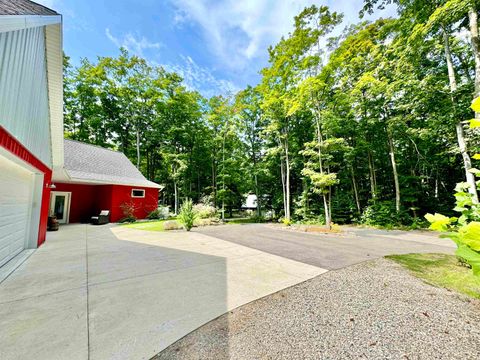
0,0,58,15
63,140,161,188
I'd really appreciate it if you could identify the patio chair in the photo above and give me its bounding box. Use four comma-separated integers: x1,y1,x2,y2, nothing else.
91,210,110,225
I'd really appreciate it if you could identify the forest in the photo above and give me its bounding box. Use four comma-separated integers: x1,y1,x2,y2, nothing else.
63,0,480,229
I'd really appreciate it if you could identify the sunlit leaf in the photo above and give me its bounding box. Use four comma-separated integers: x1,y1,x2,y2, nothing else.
455,244,480,276
458,222,480,252
425,213,452,232
470,119,480,128
471,97,480,113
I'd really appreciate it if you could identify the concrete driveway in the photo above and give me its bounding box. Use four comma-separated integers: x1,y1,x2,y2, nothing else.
195,224,455,269
0,224,324,360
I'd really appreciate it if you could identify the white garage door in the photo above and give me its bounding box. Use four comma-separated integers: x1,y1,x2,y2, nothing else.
0,154,34,267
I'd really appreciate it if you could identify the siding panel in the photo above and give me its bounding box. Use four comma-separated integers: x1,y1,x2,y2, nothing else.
0,26,51,167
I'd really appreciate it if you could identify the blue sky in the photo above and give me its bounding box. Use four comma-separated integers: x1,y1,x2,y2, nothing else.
38,0,394,97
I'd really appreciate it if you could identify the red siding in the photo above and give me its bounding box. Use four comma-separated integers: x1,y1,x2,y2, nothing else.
54,182,159,223
110,185,159,222
0,126,52,247
53,183,100,223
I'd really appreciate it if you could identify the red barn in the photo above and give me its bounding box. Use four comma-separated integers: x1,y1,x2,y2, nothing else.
51,140,161,223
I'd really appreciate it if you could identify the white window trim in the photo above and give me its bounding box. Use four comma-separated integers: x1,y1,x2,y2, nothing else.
131,189,145,198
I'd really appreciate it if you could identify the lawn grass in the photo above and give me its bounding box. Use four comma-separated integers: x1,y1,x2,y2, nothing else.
387,253,480,299
121,219,168,231
226,218,260,224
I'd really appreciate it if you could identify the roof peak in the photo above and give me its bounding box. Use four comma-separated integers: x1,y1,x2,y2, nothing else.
64,139,123,155
0,0,59,16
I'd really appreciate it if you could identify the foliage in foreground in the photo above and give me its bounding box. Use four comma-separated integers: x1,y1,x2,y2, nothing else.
178,199,197,231
387,253,480,299
426,99,480,276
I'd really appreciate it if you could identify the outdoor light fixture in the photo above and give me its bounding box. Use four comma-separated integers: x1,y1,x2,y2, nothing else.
46,183,56,189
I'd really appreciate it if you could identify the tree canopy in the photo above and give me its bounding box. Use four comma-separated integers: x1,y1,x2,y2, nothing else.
63,1,480,227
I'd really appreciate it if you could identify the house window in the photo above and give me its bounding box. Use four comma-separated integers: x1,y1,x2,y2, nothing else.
131,189,145,198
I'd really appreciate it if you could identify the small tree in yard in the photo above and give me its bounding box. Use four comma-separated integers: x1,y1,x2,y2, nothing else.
179,198,197,231
120,202,137,223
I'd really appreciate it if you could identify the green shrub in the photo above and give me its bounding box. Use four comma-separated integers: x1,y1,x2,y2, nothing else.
147,206,170,220
360,201,410,228
193,203,217,219
178,198,197,231
249,215,266,223
147,209,161,220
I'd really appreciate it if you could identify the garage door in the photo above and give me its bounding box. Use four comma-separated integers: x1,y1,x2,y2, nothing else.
0,154,34,267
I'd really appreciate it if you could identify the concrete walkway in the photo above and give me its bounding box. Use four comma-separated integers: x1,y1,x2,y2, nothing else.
0,224,325,360
195,224,455,269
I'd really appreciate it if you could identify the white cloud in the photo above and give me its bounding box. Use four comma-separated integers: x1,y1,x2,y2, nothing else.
168,0,394,71
105,28,234,97
105,28,162,57
163,55,239,97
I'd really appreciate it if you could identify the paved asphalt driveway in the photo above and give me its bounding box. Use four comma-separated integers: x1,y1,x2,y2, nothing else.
195,224,455,270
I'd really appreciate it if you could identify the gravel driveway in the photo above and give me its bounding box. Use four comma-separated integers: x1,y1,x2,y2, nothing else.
154,258,480,360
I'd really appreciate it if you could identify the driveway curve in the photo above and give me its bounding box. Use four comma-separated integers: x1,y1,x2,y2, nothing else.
194,224,455,269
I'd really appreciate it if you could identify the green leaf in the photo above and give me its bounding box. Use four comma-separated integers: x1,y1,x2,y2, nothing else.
471,97,480,113
458,222,480,252
455,244,480,276
425,213,452,231
470,119,480,128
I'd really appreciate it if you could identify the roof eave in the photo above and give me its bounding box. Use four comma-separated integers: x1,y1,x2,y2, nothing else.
52,176,162,189
0,14,61,33
45,20,64,169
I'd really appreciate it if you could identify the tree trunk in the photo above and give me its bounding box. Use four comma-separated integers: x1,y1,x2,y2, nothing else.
280,152,287,218
387,130,401,212
284,138,291,221
254,172,261,217
368,151,376,201
174,180,178,215
443,26,479,203
136,124,141,169
315,117,332,228
469,6,480,106
221,135,226,221
456,123,479,203
212,158,216,208
351,166,361,214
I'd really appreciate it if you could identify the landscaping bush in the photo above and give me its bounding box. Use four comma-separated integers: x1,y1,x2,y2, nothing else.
178,198,197,231
147,209,161,220
119,202,137,223
193,203,217,219
163,220,182,231
360,201,410,228
249,215,266,223
147,206,170,220
158,205,170,219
